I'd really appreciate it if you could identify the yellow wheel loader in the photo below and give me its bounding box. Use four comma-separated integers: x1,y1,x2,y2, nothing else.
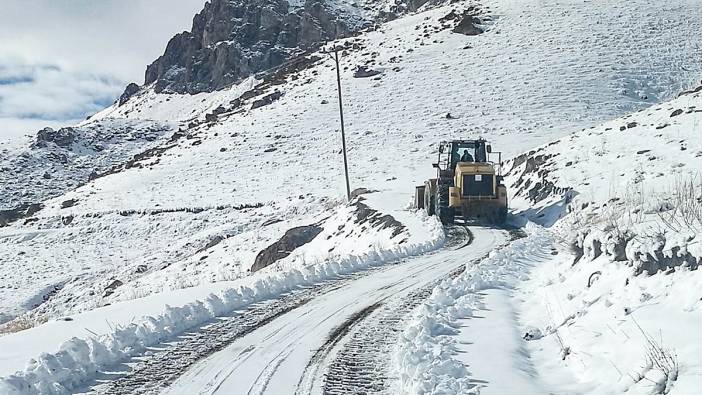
415,139,508,225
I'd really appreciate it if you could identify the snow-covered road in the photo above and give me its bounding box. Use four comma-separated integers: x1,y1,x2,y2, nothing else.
94,225,506,395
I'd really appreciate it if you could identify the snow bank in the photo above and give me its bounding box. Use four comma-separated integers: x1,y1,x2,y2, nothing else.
0,201,444,394
519,228,702,394
505,83,702,275
569,222,702,277
393,224,551,394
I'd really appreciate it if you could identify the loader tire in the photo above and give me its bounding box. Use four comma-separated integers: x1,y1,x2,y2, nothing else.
497,207,508,225
424,183,435,216
436,185,454,224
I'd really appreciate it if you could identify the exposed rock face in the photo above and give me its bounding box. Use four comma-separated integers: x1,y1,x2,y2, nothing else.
378,0,444,20
144,0,358,94
137,0,454,95
35,127,76,148
1,119,172,226
439,8,484,36
118,83,140,106
251,224,323,272
0,203,43,227
353,66,383,78
452,11,484,35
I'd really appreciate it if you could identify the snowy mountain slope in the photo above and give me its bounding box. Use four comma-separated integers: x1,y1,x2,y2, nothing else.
2,0,702,392
507,88,702,205
3,0,702,337
53,0,702,214
390,89,702,394
3,2,487,328
100,0,702,136
0,119,173,216
0,195,445,394
505,87,702,265
495,86,702,394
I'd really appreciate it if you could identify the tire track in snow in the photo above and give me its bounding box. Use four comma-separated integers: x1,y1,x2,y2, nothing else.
314,225,524,394
296,225,478,394
92,292,317,395
88,224,479,394
246,299,366,395
295,302,384,394
246,347,296,395
319,260,474,394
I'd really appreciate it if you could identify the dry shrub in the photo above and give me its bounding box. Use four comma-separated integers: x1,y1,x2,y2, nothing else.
0,315,46,335
656,175,702,232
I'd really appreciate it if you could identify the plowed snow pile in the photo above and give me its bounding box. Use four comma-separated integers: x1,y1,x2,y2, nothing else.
506,87,702,394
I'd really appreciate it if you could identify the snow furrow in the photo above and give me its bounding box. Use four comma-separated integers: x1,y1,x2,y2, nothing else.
321,273,449,394
158,225,505,394
85,224,454,394
319,227,478,394
95,292,315,394
392,223,551,394
91,268,390,394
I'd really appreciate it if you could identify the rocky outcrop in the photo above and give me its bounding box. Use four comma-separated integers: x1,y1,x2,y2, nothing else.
353,66,383,78
378,0,454,20
251,224,323,272
34,127,76,148
135,0,457,95
453,11,484,35
118,83,140,106
0,203,43,227
144,0,359,94
438,7,484,36
1,119,171,225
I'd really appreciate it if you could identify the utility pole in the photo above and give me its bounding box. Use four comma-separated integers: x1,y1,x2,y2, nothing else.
325,45,352,201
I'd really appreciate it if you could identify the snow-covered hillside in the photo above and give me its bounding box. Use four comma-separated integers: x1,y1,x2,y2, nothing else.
500,87,702,394
392,87,702,391
0,120,173,213
506,86,702,273
3,0,699,326
2,0,702,393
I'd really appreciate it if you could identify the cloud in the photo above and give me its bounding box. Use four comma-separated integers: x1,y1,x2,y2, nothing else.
0,0,206,82
0,64,122,120
0,0,206,142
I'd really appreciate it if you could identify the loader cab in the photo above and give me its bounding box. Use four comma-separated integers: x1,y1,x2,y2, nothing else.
435,139,503,186
435,139,498,177
446,140,489,171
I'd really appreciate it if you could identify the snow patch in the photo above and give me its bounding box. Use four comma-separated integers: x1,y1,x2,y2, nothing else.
393,224,552,394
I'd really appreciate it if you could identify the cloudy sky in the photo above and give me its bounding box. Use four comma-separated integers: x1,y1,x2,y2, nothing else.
0,0,205,142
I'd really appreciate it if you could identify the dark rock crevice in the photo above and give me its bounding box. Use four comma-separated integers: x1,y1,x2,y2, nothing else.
0,203,44,227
